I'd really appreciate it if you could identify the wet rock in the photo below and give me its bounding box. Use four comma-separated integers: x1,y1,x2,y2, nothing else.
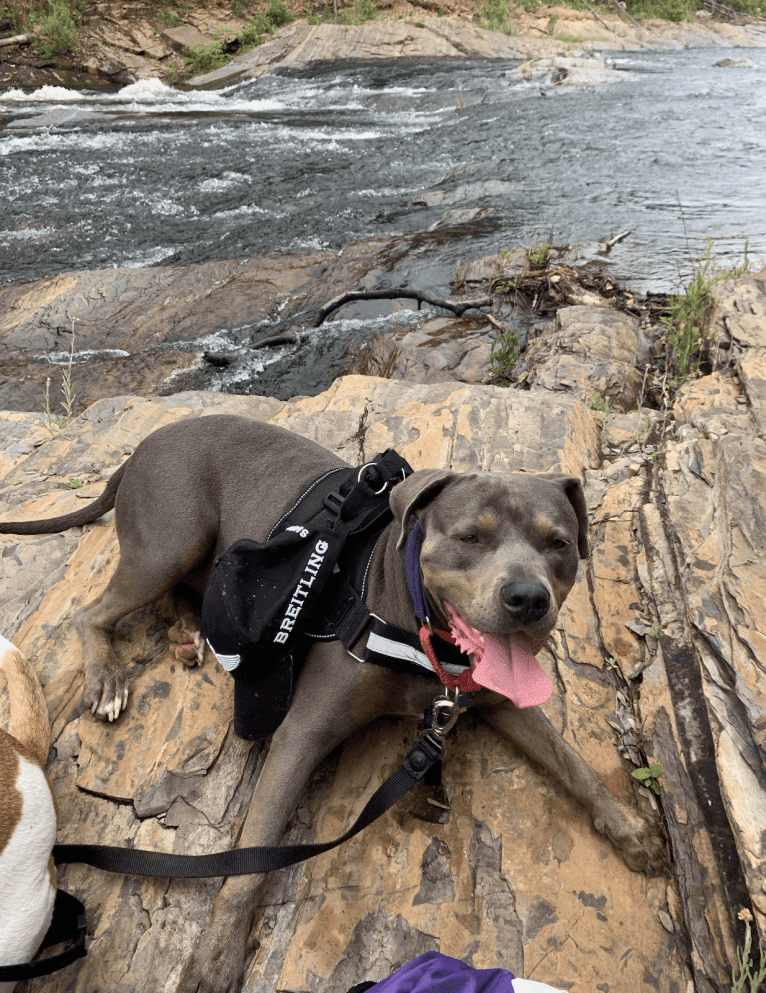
5,108,114,129
715,57,758,66
0,240,401,415
345,316,492,384
409,181,518,207
508,56,638,87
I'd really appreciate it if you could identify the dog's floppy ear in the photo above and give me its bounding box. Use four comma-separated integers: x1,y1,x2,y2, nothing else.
535,473,589,559
390,468,457,549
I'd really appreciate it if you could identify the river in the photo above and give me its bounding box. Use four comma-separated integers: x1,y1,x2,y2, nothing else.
1,47,764,398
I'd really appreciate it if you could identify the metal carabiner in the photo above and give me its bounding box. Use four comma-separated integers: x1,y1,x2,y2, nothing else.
429,685,461,739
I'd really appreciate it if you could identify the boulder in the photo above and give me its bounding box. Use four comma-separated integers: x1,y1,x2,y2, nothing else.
714,57,758,67
345,316,492,384
160,23,214,56
515,305,649,411
508,56,638,87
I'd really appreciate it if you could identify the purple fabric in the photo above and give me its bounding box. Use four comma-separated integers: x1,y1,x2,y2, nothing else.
405,522,428,621
369,952,516,992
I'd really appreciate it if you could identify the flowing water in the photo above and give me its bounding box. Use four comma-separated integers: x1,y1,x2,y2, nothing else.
1,48,765,397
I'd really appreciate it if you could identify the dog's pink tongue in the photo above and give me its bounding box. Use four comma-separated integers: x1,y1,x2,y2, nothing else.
445,603,552,708
472,632,552,707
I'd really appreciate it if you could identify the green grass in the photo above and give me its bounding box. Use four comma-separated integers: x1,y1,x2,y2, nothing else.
732,910,766,993
528,241,551,266
308,0,377,25
661,237,754,384
490,326,521,384
590,391,613,427
158,9,184,26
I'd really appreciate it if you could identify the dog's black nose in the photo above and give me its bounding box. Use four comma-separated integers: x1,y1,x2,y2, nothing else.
501,580,550,622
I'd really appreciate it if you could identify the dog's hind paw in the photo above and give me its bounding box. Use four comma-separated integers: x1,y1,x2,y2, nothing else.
175,940,247,993
168,625,205,667
595,802,667,875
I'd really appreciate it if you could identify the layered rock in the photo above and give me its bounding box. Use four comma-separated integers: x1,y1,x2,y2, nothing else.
184,14,766,88
345,315,493,384
515,305,650,411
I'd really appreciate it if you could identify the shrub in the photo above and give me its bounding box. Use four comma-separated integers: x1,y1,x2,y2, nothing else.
490,326,521,384
158,10,184,26
187,40,228,71
33,0,77,54
354,0,378,22
478,0,515,34
265,0,295,25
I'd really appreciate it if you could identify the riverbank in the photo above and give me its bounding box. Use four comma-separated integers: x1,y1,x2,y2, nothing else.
0,0,764,89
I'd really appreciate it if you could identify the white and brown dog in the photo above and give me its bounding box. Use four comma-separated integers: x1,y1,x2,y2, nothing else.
0,635,56,990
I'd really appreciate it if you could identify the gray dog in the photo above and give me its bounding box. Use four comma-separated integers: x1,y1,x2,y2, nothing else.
0,415,665,993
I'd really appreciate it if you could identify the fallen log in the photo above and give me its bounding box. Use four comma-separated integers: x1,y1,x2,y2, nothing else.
313,289,491,327
0,32,33,47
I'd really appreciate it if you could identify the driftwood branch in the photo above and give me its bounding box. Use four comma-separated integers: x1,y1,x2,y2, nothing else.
609,0,642,29
0,32,33,47
605,229,631,250
313,289,491,327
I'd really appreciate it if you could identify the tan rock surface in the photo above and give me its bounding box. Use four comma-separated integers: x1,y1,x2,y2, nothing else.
184,14,766,88
4,276,766,993
515,305,649,411
3,376,691,993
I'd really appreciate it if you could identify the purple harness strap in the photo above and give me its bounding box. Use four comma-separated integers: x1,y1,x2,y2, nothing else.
366,952,516,992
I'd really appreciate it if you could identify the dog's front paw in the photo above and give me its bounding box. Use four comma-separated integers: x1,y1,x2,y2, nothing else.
83,660,129,722
594,800,667,875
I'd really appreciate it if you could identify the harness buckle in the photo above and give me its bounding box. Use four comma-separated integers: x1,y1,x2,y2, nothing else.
323,489,345,516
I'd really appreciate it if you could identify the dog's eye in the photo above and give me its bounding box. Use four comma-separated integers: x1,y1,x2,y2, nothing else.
550,538,568,550
460,534,479,544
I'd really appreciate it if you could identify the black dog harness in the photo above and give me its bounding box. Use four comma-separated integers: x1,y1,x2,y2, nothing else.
271,462,472,678
201,448,472,740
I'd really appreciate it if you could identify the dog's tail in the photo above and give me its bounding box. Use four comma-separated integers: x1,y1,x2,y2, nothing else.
0,459,128,536
0,635,49,766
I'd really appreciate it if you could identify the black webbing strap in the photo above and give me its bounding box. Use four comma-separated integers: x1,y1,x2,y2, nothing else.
51,735,442,880
0,890,87,982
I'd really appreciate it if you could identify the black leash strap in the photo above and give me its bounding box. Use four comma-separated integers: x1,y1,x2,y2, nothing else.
0,890,87,982
52,735,442,879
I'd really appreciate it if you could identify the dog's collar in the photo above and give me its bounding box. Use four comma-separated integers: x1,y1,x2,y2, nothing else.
404,521,430,625
404,521,482,694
